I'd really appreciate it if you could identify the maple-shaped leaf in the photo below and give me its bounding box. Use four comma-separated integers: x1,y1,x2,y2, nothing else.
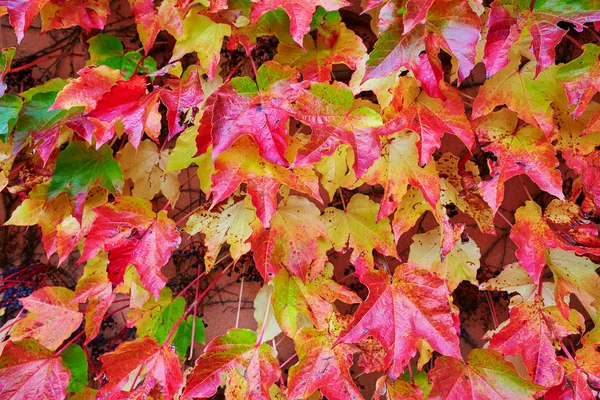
390,186,433,240
10,287,83,351
0,339,70,399
210,136,322,227
373,375,424,400
0,94,22,143
474,109,563,214
130,0,185,53
409,226,481,291
273,8,366,81
484,0,600,78
0,47,15,96
117,140,179,203
85,75,161,148
322,193,397,273
287,320,363,400
86,33,157,79
167,127,214,197
290,81,387,177
198,62,300,167
488,298,584,387
250,0,350,47
360,131,440,220
98,336,183,399
73,253,115,344
383,77,475,165
557,43,600,118
428,349,544,399
183,329,280,399
364,0,480,97
39,0,109,32
48,141,123,219
337,264,461,379
79,196,181,299
249,195,330,281
159,65,203,139
0,0,52,42
170,9,231,80
472,58,565,137
315,144,357,200
546,343,600,399
186,195,256,271
547,248,600,324
270,264,361,338
510,201,600,285
50,65,121,113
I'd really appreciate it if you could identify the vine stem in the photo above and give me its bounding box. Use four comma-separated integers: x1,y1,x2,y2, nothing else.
338,188,346,211
484,291,499,329
189,265,202,360
54,330,85,357
279,352,297,369
8,53,83,73
560,341,577,364
564,34,583,49
235,277,244,329
175,203,207,226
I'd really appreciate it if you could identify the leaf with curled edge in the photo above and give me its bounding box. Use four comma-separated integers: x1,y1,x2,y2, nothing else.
336,264,462,380
210,135,322,228
0,339,70,400
428,349,544,400
39,0,109,32
185,194,256,271
250,0,350,47
382,77,475,166
159,65,203,140
130,0,185,53
322,193,397,274
72,252,115,344
98,336,183,400
269,263,361,338
274,8,366,82
183,329,280,399
364,0,481,98
290,81,387,178
474,109,564,214
472,58,565,138
359,131,440,220
197,62,300,167
484,0,600,79
79,196,181,299
287,315,364,400
510,200,600,285
487,298,585,388
249,195,330,281
9,287,83,351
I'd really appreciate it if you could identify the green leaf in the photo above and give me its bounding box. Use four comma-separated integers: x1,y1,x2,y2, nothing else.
20,78,70,101
87,33,124,65
87,33,157,79
48,141,123,200
59,344,88,393
0,94,22,142
173,315,206,357
153,296,186,344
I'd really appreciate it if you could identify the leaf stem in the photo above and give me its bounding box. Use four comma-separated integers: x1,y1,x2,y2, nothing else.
484,290,499,329
279,352,297,369
564,34,583,49
255,288,272,346
235,277,244,329
54,330,85,357
338,188,346,211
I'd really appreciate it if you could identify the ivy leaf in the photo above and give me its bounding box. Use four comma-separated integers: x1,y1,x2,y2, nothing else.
391,186,434,241
10,287,83,351
315,144,357,200
287,322,363,400
484,0,600,78
337,264,461,380
0,0,51,42
291,81,387,178
186,195,256,271
98,336,183,399
0,47,15,96
173,315,205,358
183,329,280,399
0,339,70,399
79,196,181,299
383,77,475,166
472,59,565,137
250,0,351,47
270,264,361,338
373,375,424,400
546,344,600,399
39,0,109,32
249,195,330,281
170,10,231,80
273,9,367,81
0,94,22,142
210,136,322,227
87,33,157,78
59,344,88,393
474,109,563,214
428,349,544,399
322,193,397,273
488,298,584,387
130,0,185,53
557,43,600,117
360,132,441,220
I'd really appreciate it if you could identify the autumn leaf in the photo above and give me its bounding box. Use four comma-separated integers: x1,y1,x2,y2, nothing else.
0,339,70,400
428,349,544,399
0,47,15,96
546,343,600,399
0,94,22,142
9,287,83,351
130,0,185,53
373,375,424,400
79,196,181,299
322,193,397,273
86,33,157,78
557,43,600,117
337,264,461,380
98,336,183,399
249,195,330,281
315,144,357,200
183,329,280,399
39,0,109,32
0,0,52,42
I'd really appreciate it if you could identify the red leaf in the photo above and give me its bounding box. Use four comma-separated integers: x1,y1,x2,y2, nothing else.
79,196,181,299
0,339,70,400
0,0,51,42
40,0,109,32
337,264,461,380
